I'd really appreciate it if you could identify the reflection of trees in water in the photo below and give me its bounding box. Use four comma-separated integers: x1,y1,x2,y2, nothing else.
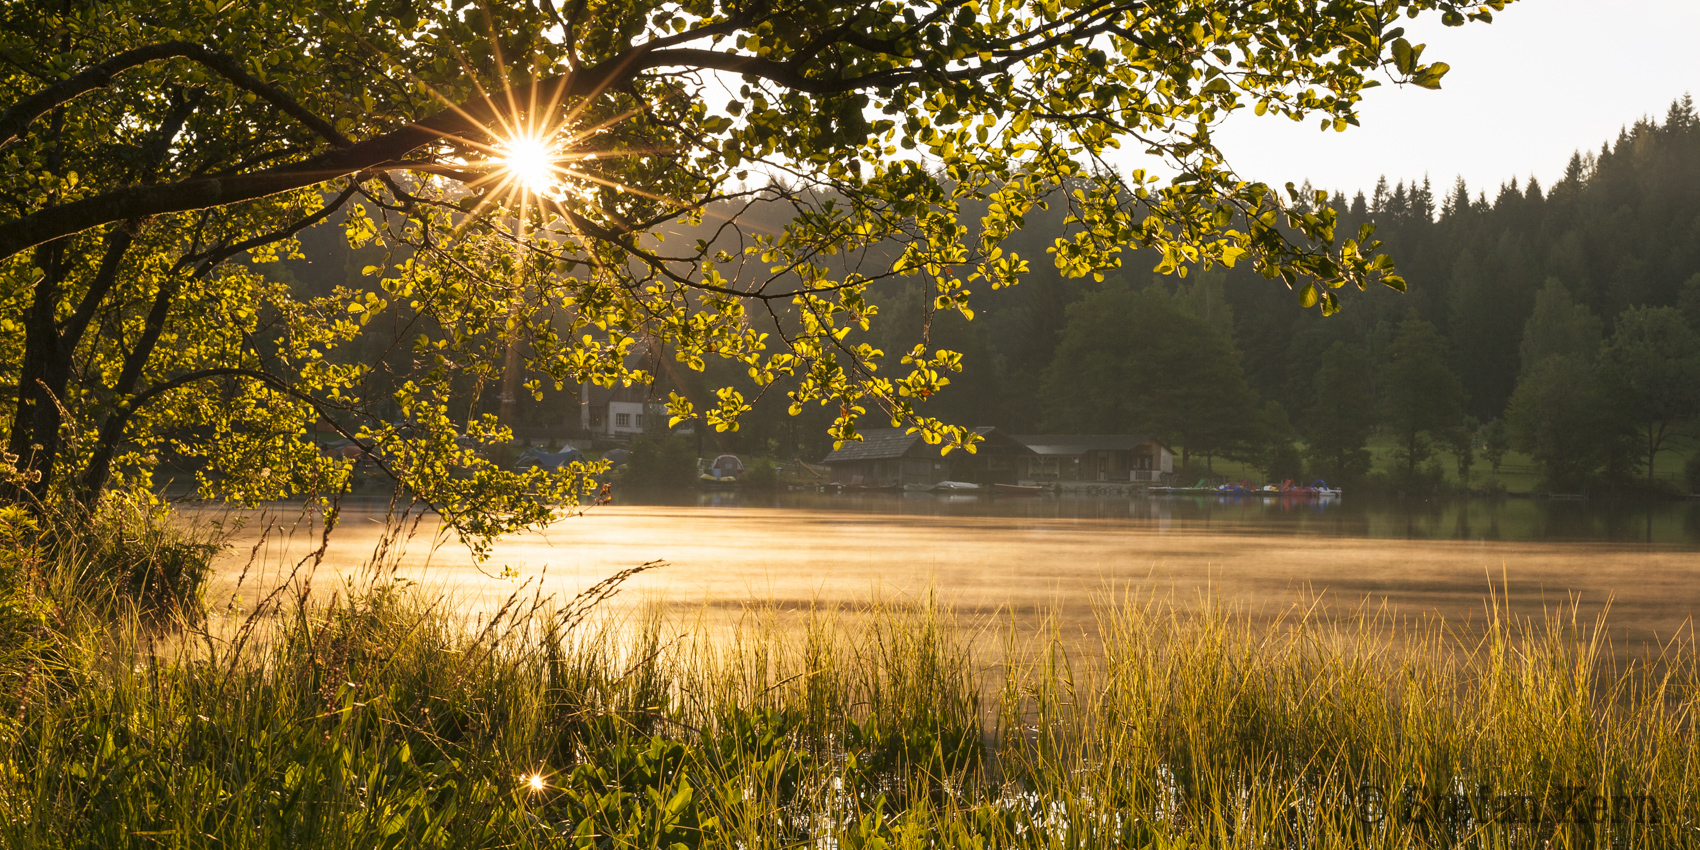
1487,498,1699,546
1598,503,1639,542
633,491,1700,546
1482,500,1503,541
1325,502,1374,539
1394,497,1448,540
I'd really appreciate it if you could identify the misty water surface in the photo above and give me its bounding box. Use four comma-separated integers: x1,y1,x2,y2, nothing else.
206,492,1700,656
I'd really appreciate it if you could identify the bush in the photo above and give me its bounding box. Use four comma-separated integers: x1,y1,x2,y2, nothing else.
74,495,219,615
484,440,524,471
0,494,217,621
1687,453,1700,495
741,458,778,490
1377,456,1447,497
623,434,699,490
0,507,51,664
1262,440,1305,483
0,495,221,725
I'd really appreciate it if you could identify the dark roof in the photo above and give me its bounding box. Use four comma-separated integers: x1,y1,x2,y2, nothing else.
821,426,1031,463
820,428,924,463
966,426,1037,455
1011,434,1164,455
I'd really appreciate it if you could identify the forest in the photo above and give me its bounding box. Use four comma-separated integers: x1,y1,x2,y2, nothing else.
270,99,1700,496
735,96,1700,494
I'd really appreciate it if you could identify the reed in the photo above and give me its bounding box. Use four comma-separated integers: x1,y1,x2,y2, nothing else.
0,511,1695,847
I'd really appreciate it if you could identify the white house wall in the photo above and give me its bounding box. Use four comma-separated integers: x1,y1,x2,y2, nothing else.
606,401,666,436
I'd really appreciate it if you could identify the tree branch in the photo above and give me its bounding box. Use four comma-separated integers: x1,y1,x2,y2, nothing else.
0,41,352,150
60,226,137,354
174,181,362,274
0,39,943,261
77,274,183,501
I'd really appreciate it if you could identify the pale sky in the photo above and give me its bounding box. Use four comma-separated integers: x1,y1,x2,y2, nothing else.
1212,0,1700,199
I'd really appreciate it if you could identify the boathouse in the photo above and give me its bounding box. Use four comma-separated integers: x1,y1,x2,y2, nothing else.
1011,434,1174,484
819,427,1034,487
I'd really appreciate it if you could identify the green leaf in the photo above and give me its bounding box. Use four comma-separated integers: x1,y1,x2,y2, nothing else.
1390,37,1419,75
1298,282,1319,308
1412,62,1450,90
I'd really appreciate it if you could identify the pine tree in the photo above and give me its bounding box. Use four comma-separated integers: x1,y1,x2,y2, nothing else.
1413,177,1436,222
1563,151,1586,185
1443,177,1469,219
1388,181,1410,220
1305,341,1375,484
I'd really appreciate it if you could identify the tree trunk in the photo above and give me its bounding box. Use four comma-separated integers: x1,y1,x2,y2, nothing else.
5,78,170,508
78,276,182,505
1647,424,1660,489
4,242,67,506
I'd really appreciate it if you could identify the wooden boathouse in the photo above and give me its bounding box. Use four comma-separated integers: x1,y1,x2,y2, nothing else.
819,427,1034,487
1010,434,1175,484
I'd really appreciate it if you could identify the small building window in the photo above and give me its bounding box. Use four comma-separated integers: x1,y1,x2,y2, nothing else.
634,414,643,430
616,413,631,427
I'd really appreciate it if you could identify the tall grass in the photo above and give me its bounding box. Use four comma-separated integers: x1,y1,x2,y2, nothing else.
0,510,1695,847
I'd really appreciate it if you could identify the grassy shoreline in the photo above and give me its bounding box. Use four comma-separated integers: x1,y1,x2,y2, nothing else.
3,505,1698,847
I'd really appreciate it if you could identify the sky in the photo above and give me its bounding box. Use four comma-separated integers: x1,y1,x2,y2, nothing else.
1211,0,1700,199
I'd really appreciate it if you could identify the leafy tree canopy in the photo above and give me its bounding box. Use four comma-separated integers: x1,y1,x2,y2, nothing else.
1506,353,1620,492
1040,280,1261,462
1377,317,1463,478
1,0,1505,548
1518,278,1601,378
1303,340,1373,484
1603,306,1700,485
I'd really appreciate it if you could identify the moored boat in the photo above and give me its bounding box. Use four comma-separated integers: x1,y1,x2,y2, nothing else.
1150,479,1217,495
905,480,985,493
699,454,744,488
1263,478,1342,498
932,480,983,492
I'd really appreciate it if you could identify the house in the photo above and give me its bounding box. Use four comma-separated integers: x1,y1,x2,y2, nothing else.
578,383,666,439
1010,434,1174,484
820,427,1034,487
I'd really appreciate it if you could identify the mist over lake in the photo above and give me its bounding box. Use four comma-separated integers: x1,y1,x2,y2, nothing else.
209,493,1700,661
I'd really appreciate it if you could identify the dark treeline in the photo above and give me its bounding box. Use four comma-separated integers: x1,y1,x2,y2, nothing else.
274,100,1700,493
1226,95,1700,492
741,97,1700,492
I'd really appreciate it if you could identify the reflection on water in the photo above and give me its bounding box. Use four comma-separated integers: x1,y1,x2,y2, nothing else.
205,491,1700,661
624,490,1700,548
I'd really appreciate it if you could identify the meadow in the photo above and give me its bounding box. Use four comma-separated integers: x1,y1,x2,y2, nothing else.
2,500,1697,848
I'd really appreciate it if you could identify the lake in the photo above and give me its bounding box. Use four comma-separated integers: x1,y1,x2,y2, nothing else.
207,491,1700,656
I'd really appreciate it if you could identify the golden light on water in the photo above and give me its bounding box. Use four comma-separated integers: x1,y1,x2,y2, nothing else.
525,772,547,792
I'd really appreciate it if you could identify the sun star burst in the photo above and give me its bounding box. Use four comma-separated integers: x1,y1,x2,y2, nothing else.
501,136,558,196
